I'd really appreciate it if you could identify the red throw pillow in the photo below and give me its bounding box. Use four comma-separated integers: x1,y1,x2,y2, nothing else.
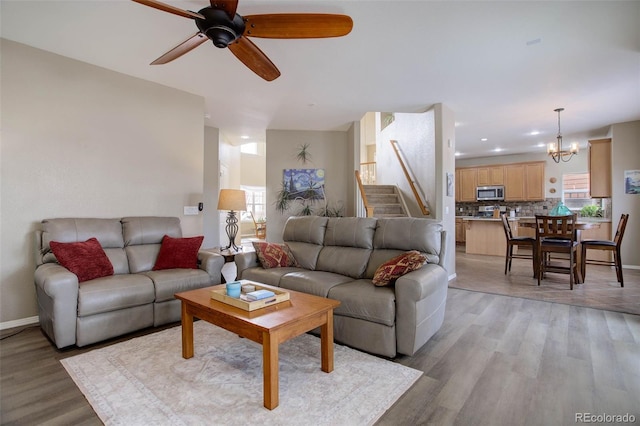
49,238,114,283
252,242,297,269
372,250,427,286
153,235,204,270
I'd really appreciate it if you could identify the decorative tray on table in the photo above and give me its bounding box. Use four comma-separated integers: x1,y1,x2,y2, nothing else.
210,280,290,311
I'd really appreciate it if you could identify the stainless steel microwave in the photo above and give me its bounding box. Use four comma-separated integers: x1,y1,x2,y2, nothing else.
476,185,505,201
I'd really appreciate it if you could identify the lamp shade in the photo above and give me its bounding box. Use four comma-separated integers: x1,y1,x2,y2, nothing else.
217,189,247,211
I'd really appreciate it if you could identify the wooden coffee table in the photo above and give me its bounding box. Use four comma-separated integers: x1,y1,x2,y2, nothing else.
175,284,340,410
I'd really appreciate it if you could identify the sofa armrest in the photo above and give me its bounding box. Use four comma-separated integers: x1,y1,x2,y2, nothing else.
234,251,260,279
34,263,80,348
394,263,448,356
198,251,225,284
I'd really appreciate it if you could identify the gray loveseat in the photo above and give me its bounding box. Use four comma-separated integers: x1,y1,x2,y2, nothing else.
235,216,448,358
34,216,224,348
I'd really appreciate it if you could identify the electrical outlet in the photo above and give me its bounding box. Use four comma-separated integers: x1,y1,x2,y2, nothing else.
183,206,199,215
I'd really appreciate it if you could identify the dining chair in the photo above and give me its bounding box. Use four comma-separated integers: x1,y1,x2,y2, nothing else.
535,214,580,290
500,213,536,276
580,213,629,287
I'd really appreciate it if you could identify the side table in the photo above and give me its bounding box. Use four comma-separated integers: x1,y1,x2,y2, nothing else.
205,247,244,283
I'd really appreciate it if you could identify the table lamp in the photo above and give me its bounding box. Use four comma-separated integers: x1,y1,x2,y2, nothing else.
217,189,247,251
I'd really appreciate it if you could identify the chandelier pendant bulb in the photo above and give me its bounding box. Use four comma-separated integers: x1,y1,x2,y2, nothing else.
547,107,578,163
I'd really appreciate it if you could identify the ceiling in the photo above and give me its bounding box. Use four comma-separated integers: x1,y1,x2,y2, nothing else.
2,1,639,159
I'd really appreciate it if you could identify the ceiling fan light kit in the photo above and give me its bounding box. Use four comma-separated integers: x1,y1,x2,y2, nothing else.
547,107,578,163
132,0,353,81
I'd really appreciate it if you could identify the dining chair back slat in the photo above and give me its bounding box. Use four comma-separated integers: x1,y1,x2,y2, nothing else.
535,214,580,289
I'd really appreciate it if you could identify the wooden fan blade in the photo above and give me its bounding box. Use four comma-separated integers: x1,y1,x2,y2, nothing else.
209,0,238,19
151,33,208,65
228,37,281,81
132,0,205,19
242,14,353,39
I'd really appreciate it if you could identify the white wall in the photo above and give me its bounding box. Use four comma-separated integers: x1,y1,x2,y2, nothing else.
434,104,457,277
367,106,456,276
611,120,640,268
1,40,207,324
376,110,437,218
265,129,350,242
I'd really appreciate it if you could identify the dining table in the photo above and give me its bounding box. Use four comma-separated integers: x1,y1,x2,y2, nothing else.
517,218,601,284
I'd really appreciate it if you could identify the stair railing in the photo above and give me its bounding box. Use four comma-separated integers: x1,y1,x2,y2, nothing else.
390,140,430,216
355,170,375,217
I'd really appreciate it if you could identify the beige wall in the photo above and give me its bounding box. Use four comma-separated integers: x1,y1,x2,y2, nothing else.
611,120,640,268
265,129,351,242
1,40,208,325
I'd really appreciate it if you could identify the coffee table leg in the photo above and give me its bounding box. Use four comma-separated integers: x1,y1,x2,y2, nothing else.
320,310,334,373
181,302,194,359
263,331,279,410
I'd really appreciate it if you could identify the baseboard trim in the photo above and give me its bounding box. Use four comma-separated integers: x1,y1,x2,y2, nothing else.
623,264,640,270
1,315,39,331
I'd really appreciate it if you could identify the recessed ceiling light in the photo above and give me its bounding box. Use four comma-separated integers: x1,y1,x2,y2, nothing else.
530,131,540,136
480,138,488,142
536,143,546,148
455,152,462,156
493,148,503,152
240,135,250,139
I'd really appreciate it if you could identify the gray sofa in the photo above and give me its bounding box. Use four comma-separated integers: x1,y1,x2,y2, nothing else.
235,216,448,358
34,216,224,348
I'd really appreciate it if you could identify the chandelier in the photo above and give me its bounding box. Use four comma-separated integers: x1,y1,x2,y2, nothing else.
547,107,578,163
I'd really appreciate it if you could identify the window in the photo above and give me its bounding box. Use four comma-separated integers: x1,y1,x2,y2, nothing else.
241,185,266,221
240,143,258,155
562,172,603,212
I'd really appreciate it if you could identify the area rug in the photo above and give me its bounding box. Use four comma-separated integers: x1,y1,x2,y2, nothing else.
61,322,422,425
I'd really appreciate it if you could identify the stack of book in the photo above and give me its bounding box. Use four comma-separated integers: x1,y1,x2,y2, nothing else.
245,289,275,301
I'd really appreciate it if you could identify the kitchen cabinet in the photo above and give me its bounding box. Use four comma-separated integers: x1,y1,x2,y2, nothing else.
459,168,478,202
524,162,545,200
589,138,612,198
477,166,504,186
504,165,525,201
504,162,545,201
456,161,543,202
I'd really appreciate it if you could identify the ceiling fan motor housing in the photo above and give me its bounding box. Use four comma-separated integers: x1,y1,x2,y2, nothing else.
196,8,246,48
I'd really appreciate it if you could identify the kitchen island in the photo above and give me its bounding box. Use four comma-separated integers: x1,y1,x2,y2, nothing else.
462,216,519,256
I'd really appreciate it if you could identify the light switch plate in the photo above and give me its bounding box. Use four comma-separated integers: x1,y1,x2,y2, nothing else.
184,206,199,215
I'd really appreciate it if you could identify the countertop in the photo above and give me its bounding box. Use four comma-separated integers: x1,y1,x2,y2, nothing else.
456,215,611,223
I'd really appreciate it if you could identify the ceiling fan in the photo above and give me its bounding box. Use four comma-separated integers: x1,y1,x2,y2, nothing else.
132,0,353,81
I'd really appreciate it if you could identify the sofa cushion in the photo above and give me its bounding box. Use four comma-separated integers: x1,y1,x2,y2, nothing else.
373,218,442,264
282,216,329,245
372,250,427,286
240,266,305,287
144,269,213,302
50,238,114,283
121,217,182,246
316,246,372,279
279,271,353,297
327,279,396,327
282,216,329,270
315,217,376,279
252,242,297,268
77,274,155,317
323,217,377,249
153,235,203,270
40,218,125,265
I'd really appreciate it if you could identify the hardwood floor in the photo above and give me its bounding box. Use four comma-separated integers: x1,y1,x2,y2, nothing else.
2,253,639,425
452,246,640,316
